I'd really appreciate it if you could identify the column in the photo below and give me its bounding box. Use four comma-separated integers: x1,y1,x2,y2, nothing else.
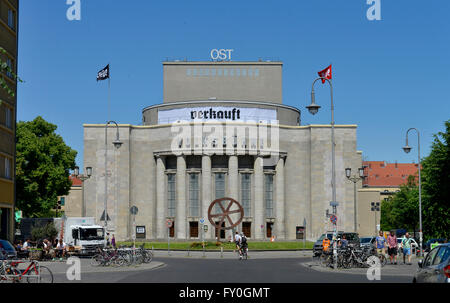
176,155,187,239
202,155,211,238
156,156,166,239
275,157,285,239
254,156,264,240
228,155,239,237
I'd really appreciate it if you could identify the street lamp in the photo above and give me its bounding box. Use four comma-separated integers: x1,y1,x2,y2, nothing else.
307,77,338,269
370,202,380,235
403,128,423,256
104,121,123,247
74,166,92,217
345,167,365,232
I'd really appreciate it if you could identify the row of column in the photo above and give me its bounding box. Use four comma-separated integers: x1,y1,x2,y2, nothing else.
155,155,285,240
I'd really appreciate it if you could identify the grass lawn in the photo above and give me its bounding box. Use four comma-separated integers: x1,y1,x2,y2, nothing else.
118,241,314,251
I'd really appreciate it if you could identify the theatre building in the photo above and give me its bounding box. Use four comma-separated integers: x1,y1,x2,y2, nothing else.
83,60,363,241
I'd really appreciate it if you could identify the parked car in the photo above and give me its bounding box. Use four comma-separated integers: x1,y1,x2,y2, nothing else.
413,243,450,283
0,239,17,259
360,237,376,248
313,232,360,256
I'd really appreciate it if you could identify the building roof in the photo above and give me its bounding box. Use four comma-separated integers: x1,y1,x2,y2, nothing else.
69,175,82,187
363,161,419,187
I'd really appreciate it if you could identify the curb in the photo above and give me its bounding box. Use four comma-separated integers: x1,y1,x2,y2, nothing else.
300,262,416,277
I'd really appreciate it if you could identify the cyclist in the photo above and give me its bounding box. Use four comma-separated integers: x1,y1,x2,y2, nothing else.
239,233,248,259
234,231,242,253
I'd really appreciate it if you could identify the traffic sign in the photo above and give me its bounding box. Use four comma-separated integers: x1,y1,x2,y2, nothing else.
200,218,205,224
203,225,208,232
166,219,173,228
330,215,337,224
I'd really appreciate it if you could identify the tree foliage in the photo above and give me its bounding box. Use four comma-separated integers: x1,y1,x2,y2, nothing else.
420,120,450,239
16,116,77,217
381,176,419,232
381,120,450,240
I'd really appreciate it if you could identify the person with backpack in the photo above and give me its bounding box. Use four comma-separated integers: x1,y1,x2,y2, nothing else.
401,232,413,265
239,233,248,260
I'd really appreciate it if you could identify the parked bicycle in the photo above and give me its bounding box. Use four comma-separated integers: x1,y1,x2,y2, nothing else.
0,259,53,283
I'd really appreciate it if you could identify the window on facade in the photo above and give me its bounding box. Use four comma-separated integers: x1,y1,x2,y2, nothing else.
241,173,251,217
189,222,199,238
5,107,12,129
165,156,177,169
265,174,274,218
189,173,200,217
5,158,11,179
215,173,226,213
8,9,15,30
167,174,176,217
242,222,251,237
6,58,13,78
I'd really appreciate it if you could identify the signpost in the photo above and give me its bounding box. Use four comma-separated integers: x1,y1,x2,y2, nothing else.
166,219,173,255
130,206,138,250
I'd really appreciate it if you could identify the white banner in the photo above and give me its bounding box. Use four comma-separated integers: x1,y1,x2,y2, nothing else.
158,107,277,124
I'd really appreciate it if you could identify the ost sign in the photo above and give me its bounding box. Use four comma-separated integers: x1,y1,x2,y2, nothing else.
210,49,234,61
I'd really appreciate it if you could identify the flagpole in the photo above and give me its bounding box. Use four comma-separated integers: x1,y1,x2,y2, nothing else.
108,64,111,122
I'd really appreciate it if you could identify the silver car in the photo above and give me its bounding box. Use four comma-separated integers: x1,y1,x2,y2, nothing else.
413,243,450,283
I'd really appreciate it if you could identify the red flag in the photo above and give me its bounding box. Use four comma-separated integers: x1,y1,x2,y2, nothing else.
318,65,332,83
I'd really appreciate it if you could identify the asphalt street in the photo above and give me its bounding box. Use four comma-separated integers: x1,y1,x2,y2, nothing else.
50,255,415,283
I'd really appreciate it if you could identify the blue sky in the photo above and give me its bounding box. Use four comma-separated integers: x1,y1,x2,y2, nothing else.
17,0,450,169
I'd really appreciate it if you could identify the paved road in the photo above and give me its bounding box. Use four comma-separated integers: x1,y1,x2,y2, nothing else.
49,255,414,283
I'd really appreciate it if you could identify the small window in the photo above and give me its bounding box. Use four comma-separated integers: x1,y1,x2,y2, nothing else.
8,9,15,30
6,58,13,78
5,158,11,179
432,246,450,266
6,107,12,129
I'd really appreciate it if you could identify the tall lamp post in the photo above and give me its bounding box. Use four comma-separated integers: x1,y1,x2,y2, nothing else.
104,121,123,247
370,202,380,235
345,167,365,232
74,166,92,217
306,77,338,269
403,128,423,257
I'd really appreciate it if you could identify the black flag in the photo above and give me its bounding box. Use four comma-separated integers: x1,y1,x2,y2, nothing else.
97,64,110,81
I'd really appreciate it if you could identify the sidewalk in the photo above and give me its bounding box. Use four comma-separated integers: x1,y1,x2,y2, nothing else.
302,256,420,277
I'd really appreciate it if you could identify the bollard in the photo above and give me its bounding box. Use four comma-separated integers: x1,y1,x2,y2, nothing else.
221,247,223,258
187,247,190,257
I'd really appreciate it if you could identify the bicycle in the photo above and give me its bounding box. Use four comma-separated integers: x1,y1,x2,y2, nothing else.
238,245,248,260
0,259,53,283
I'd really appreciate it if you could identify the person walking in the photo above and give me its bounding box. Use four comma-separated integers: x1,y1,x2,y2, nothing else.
401,232,413,265
375,230,386,262
387,231,398,265
111,234,116,249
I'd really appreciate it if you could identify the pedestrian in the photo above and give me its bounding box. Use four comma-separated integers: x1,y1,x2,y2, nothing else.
111,234,116,249
387,230,398,265
401,232,413,265
376,230,386,258
106,233,110,247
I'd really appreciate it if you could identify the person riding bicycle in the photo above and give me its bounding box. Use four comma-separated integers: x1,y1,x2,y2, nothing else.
239,233,248,258
234,231,242,252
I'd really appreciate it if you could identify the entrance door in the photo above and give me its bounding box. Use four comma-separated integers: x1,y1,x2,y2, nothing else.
215,222,225,239
266,222,273,238
189,222,199,238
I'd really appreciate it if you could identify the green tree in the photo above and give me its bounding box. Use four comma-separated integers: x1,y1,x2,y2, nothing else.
421,120,450,239
16,116,77,217
380,175,419,232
